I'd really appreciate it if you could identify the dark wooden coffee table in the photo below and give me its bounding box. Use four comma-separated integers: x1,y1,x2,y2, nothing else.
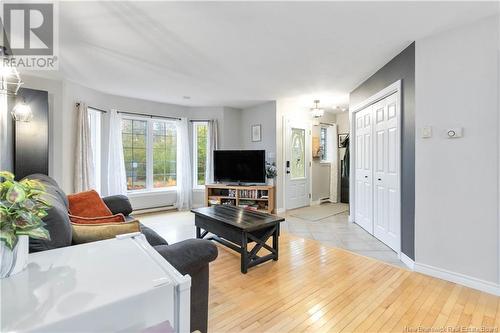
191,205,285,273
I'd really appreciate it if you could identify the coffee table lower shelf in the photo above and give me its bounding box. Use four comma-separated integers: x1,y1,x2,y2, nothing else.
195,223,280,274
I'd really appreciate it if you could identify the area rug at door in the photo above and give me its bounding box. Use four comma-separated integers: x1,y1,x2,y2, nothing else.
289,203,349,221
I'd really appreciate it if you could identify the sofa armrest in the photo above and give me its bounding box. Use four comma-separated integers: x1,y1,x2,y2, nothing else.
140,224,169,247
102,195,133,216
154,239,218,276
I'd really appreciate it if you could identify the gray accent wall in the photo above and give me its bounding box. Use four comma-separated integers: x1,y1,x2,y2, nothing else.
349,42,415,260
240,101,277,161
13,88,49,180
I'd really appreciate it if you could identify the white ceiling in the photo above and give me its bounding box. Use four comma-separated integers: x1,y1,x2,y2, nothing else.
49,1,498,109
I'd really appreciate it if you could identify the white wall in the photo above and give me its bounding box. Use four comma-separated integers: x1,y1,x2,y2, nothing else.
240,101,277,161
415,15,499,285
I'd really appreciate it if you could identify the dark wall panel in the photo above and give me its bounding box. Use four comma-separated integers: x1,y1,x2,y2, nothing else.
350,42,415,259
12,88,49,180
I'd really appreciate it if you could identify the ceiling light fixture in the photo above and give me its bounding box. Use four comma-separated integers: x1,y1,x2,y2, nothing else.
0,61,23,96
310,100,324,118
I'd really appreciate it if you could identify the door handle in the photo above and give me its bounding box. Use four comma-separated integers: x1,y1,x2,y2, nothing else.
378,178,382,181
364,176,368,178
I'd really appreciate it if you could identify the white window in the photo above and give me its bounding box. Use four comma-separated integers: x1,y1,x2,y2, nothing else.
320,126,328,162
88,108,102,193
192,121,208,189
121,116,177,192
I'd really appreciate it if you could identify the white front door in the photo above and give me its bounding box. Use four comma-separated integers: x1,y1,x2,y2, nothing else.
354,106,373,234
373,93,400,252
285,118,311,210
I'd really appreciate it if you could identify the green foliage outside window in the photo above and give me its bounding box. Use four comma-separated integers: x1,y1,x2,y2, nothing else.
196,124,207,185
121,118,177,191
153,121,177,188
122,119,147,190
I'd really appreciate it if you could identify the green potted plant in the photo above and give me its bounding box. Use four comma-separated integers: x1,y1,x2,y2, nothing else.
0,171,51,278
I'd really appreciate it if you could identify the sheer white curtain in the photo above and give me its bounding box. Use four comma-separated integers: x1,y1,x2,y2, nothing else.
176,118,192,210
74,102,95,192
106,109,127,195
205,119,219,184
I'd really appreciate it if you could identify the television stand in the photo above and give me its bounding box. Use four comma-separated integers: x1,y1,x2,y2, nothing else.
205,184,275,214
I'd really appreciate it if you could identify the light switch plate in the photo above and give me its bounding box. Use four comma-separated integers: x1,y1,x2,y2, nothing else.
421,126,432,138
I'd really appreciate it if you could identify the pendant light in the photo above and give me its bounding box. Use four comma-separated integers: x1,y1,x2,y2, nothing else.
310,100,324,118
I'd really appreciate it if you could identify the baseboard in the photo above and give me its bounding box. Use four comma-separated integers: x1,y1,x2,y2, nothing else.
414,262,500,296
310,200,321,206
276,208,286,214
399,253,415,270
133,205,176,215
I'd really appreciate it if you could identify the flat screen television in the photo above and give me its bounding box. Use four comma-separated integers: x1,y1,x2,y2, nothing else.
214,150,266,184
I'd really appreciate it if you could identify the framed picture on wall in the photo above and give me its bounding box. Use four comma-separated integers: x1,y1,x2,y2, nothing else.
338,133,349,148
251,124,262,142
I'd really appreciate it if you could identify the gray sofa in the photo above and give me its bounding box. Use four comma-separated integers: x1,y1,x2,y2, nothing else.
26,174,218,333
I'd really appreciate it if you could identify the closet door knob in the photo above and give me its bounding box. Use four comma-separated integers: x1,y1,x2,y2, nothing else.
378,178,382,181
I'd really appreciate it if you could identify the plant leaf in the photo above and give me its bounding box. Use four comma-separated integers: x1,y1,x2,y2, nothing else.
18,226,50,240
0,223,17,250
6,184,26,204
0,171,15,182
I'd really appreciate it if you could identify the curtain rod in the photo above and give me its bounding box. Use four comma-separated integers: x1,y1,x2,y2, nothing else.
118,111,181,121
76,103,108,113
190,119,210,122
76,103,181,121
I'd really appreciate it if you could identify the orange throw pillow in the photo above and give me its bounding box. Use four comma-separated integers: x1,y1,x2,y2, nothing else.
67,190,113,217
69,214,126,225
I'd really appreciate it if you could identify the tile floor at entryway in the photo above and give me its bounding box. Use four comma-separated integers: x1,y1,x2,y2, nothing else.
136,203,405,268
282,203,405,268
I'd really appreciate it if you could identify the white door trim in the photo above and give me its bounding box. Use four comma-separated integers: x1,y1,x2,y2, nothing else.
349,80,402,255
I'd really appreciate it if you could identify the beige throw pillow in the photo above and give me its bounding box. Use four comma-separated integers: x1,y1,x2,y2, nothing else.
71,220,141,244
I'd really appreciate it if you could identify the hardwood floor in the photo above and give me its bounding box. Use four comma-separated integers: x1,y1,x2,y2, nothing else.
208,232,500,333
